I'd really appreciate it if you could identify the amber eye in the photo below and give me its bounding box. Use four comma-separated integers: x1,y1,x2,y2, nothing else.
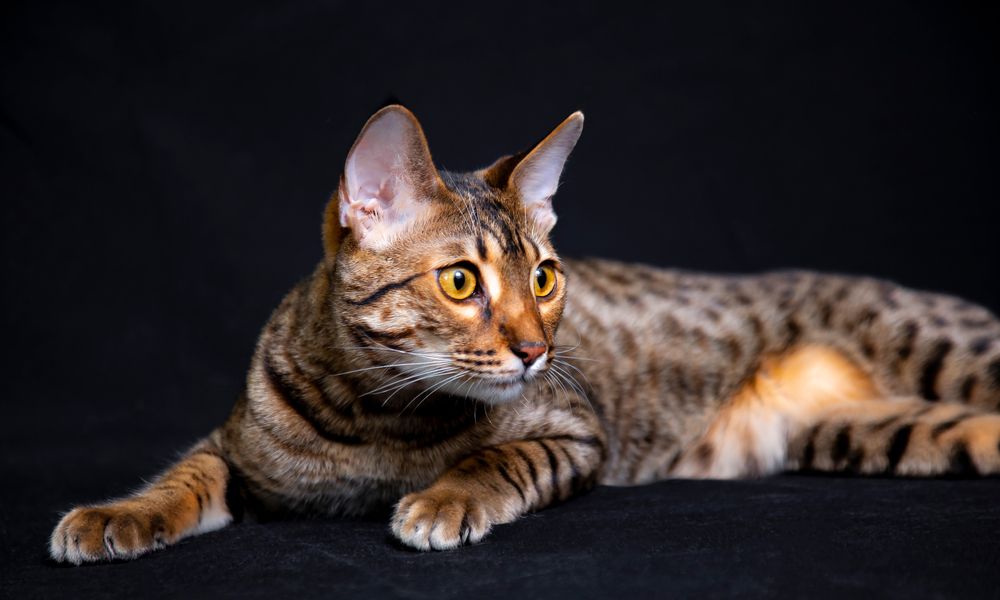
438,266,477,300
533,264,557,298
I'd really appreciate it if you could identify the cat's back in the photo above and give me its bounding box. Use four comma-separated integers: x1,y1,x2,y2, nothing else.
559,256,803,355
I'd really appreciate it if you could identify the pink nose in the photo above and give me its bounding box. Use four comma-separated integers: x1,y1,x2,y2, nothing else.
511,342,546,367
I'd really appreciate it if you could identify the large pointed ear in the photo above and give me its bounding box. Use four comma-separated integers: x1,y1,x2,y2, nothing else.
338,105,442,250
507,111,584,234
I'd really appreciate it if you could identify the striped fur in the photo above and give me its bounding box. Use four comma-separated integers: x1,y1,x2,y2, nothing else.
50,106,1000,563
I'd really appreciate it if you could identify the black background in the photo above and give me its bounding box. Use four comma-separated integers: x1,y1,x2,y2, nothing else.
2,2,999,598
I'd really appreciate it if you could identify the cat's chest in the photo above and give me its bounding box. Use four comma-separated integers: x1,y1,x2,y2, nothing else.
250,432,480,516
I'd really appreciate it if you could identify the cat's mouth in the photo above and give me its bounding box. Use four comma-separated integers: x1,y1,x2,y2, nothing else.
456,371,536,404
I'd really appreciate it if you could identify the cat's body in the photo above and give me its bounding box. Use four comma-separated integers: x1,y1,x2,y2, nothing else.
50,107,1000,564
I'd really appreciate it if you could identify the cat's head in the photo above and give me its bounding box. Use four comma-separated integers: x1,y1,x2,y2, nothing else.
325,105,583,404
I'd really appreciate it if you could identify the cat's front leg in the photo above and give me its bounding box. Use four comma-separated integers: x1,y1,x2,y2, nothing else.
391,433,605,550
50,438,232,564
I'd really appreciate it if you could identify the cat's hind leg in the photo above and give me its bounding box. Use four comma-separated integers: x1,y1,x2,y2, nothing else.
50,434,233,564
787,398,1000,476
669,344,1000,478
670,344,878,478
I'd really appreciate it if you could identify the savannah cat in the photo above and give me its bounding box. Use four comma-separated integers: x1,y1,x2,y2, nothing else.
50,105,1000,564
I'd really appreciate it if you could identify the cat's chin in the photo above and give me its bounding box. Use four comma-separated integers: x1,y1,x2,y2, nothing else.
444,376,527,405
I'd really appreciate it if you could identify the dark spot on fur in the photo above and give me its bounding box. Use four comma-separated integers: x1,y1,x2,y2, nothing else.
880,289,900,310
932,415,968,439
723,337,743,362
969,336,993,356
895,321,919,363
884,424,913,474
799,425,821,471
784,317,802,347
930,314,949,327
819,302,833,328
777,289,795,311
831,427,852,465
693,443,714,469
960,318,992,329
919,340,953,401
846,450,866,472
661,315,681,336
988,359,1000,389
690,328,709,350
960,375,977,401
948,442,979,477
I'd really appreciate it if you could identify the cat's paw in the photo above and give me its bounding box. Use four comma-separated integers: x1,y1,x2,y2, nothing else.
50,504,167,565
391,487,492,551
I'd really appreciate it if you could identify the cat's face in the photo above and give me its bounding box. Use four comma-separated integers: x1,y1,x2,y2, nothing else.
330,106,583,404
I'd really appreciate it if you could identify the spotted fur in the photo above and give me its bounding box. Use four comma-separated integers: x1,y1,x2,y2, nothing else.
50,106,1000,564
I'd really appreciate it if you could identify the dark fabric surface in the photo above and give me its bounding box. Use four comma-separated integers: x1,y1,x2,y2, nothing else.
5,470,1000,599
3,2,1000,598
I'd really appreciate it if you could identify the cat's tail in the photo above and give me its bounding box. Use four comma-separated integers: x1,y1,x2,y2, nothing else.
49,432,236,565
787,398,1000,476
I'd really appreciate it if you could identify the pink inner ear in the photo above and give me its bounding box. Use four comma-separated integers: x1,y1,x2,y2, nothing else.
341,114,413,235
527,199,557,233
347,117,408,205
515,154,564,203
339,109,437,247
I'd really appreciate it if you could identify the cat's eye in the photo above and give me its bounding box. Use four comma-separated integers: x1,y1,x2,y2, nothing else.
534,264,557,298
438,266,478,300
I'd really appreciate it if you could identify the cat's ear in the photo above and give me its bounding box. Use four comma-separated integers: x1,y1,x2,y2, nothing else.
339,105,442,250
507,111,584,234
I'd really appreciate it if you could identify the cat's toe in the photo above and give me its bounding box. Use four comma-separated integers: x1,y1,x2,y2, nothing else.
391,489,491,551
50,505,163,565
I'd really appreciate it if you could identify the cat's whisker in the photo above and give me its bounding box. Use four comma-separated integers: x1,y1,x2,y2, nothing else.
337,337,452,360
364,365,455,397
371,367,458,404
549,362,593,411
404,371,465,414
552,353,602,363
325,359,447,379
554,323,586,353
552,340,583,354
541,369,568,407
421,372,468,408
382,372,458,406
510,394,524,417
546,363,586,412
459,372,480,399
552,358,594,389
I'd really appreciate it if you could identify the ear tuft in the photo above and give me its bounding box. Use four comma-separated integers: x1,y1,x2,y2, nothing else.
339,105,441,250
508,111,584,233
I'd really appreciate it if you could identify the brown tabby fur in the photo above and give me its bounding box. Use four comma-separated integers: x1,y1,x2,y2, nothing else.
51,106,1000,564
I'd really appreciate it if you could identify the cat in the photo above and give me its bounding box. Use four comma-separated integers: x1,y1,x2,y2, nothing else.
50,105,1000,564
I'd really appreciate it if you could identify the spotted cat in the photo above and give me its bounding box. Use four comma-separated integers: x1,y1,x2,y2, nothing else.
51,105,1000,563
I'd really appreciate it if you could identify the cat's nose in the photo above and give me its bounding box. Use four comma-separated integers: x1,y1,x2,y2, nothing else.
510,342,546,367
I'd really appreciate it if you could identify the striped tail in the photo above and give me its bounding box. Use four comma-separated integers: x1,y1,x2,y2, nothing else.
788,399,1000,476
